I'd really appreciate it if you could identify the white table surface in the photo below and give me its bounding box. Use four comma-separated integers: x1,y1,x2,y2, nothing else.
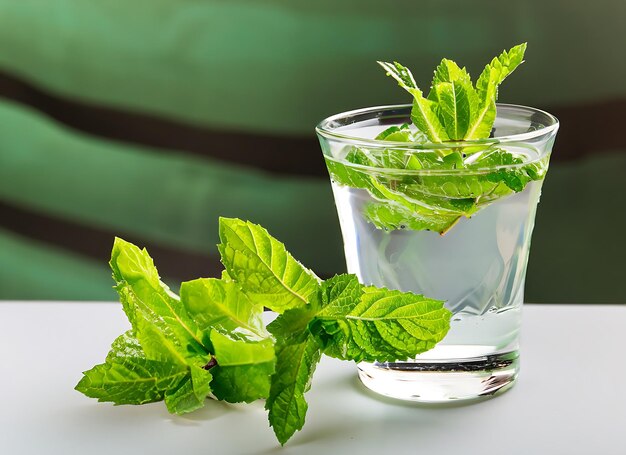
0,302,624,455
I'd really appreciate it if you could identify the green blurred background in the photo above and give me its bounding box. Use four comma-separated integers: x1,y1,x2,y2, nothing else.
0,1,624,303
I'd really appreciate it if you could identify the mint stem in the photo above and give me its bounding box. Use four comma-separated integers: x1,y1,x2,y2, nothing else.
439,216,462,236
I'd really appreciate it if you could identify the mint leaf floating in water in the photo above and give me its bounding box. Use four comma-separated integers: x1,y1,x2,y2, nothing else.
326,44,547,234
77,218,451,445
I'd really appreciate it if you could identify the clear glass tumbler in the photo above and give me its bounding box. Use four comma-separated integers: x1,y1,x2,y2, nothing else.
316,104,558,402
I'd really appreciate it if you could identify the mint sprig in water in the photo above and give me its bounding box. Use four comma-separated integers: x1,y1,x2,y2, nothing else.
378,43,526,142
326,44,548,234
76,218,451,445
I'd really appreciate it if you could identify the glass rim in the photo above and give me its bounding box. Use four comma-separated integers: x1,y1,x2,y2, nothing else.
315,103,559,149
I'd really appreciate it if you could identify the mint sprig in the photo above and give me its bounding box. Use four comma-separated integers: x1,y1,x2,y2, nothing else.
76,218,451,445
378,43,527,142
327,44,548,234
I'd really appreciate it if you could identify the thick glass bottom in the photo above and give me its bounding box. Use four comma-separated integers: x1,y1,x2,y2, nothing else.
357,351,519,403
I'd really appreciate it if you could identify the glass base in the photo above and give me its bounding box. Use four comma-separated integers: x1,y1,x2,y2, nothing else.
357,351,519,403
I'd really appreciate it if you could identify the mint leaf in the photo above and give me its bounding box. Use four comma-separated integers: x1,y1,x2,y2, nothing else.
180,278,275,402
76,341,188,406
209,330,275,403
428,59,480,140
430,58,472,86
109,238,211,413
375,123,428,144
375,124,409,141
105,330,144,362
265,307,322,445
363,202,461,233
180,278,266,339
326,149,471,233
266,338,321,446
110,238,207,362
308,275,451,362
466,43,527,139
431,79,477,140
78,241,215,414
411,88,450,142
377,61,418,90
264,273,450,444
76,331,211,414
378,61,449,142
218,217,321,313
164,365,213,414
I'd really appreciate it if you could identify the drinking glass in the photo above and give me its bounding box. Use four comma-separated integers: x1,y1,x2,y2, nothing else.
316,104,558,402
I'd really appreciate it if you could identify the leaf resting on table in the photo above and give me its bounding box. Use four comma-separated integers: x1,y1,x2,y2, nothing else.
78,217,452,443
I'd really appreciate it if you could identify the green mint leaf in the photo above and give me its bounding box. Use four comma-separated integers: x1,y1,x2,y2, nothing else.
110,238,207,362
430,58,472,86
366,177,465,232
218,217,321,313
309,276,451,362
76,357,188,406
410,89,450,143
468,148,529,192
105,330,144,362
265,307,323,445
77,328,212,412
363,202,461,233
325,147,377,190
265,334,322,445
164,365,213,415
377,61,418,90
306,275,363,360
378,60,449,142
312,273,363,314
356,285,451,359
431,79,477,140
428,60,479,141
180,278,267,339
220,269,232,281
209,330,275,403
465,43,527,139
326,149,473,233
180,278,275,402
96,239,215,414
267,307,319,343
375,124,409,141
375,123,429,143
